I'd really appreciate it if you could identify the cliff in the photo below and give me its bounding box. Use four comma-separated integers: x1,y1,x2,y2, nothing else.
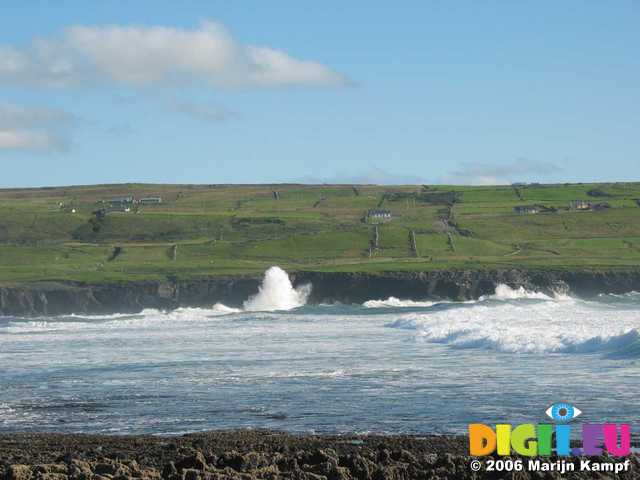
1,269,640,316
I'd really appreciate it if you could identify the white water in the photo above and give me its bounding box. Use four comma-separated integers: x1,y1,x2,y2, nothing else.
387,284,640,354
363,297,437,308
243,266,310,312
477,283,572,301
2,280,640,434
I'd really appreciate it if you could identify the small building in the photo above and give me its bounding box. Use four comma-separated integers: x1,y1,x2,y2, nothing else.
138,196,162,205
514,205,540,215
109,196,134,207
569,200,592,210
367,209,392,223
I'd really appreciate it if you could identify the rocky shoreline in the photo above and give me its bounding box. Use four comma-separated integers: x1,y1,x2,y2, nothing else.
1,268,640,316
1,431,638,480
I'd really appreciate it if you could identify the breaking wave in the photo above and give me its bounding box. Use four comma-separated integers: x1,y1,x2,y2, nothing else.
362,284,569,311
481,283,570,301
363,297,436,308
387,288,640,356
212,303,242,314
243,266,310,311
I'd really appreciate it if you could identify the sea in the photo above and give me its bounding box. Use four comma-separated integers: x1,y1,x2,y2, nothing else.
1,266,639,435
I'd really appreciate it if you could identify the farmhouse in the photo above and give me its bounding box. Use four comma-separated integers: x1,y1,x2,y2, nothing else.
139,197,162,205
514,205,540,214
569,200,592,210
109,196,134,207
367,209,392,222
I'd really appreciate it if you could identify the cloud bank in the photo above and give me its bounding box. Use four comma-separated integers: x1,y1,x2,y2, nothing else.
443,159,563,185
0,21,346,89
0,104,72,153
298,167,430,185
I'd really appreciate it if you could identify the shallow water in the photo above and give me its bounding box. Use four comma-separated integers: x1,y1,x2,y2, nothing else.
1,278,639,435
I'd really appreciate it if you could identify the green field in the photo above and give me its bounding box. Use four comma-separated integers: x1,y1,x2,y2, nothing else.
1,182,639,284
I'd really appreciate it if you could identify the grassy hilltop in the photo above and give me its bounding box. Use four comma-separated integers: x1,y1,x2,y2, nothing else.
0,182,639,284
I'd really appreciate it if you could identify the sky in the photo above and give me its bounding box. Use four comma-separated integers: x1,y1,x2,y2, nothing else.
0,1,639,187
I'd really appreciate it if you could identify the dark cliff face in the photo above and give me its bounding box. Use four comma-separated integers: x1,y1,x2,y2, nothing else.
1,269,640,316
0,278,262,317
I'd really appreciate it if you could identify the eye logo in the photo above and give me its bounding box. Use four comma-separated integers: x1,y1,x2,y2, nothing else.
545,402,582,423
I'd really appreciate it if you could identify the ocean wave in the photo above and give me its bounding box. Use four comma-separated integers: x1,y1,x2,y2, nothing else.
243,266,310,311
262,369,348,379
480,284,570,301
599,291,640,298
387,297,640,355
362,284,570,310
363,297,437,308
212,303,242,314
419,327,640,356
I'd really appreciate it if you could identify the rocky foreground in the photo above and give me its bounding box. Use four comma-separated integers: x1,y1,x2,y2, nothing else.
1,431,639,480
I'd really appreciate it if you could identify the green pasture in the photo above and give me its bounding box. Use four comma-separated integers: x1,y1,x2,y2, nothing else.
0,182,638,283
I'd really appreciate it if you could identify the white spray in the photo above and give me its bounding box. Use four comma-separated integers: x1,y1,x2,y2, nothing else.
243,266,311,312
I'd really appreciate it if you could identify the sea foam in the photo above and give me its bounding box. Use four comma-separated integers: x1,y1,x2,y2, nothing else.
363,297,437,308
387,285,640,355
243,266,311,311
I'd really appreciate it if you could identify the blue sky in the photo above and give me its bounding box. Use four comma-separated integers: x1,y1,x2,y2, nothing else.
1,1,639,187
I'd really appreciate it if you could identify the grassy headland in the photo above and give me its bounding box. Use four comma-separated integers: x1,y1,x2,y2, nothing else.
1,182,639,285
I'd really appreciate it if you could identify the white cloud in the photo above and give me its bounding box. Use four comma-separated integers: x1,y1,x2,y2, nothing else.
0,21,347,88
0,104,71,153
298,167,430,185
0,130,64,152
443,159,564,185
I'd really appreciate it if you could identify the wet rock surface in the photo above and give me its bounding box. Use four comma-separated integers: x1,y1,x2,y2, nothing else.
0,431,638,479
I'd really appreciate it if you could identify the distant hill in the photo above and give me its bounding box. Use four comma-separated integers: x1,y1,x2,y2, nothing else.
0,182,639,284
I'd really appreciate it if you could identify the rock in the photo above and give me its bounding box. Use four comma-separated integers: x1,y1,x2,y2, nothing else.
217,452,243,472
8,465,32,480
163,462,178,479
93,462,120,477
33,465,68,475
181,469,201,480
376,450,391,466
56,454,78,465
237,453,268,471
66,460,92,480
421,454,438,467
122,460,141,476
340,455,374,480
390,450,416,464
371,466,393,480
290,471,327,480
176,452,207,472
307,459,351,480
6,431,640,480
139,468,162,480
